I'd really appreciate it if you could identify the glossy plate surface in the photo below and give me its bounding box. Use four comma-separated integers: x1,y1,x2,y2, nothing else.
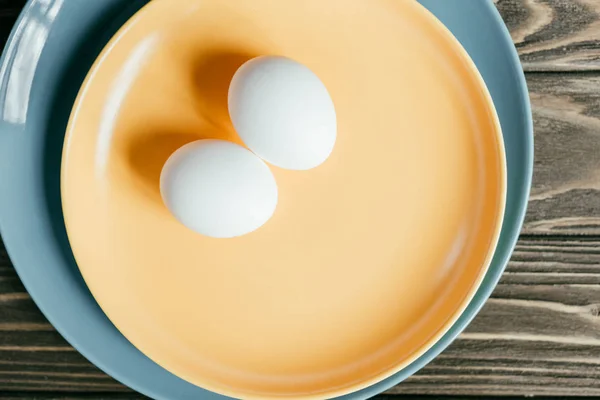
0,1,532,399
61,0,505,398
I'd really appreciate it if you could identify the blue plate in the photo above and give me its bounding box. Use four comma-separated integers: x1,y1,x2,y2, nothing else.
0,0,532,399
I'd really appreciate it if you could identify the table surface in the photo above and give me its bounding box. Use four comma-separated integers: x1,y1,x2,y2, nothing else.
1,0,599,398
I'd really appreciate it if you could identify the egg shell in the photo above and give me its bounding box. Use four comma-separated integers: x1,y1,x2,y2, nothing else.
160,139,278,238
228,56,337,170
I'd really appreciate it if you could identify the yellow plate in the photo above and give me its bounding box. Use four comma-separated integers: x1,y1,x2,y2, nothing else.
62,0,506,398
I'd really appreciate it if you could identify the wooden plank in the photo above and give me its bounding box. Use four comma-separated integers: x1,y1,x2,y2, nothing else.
496,0,600,71
5,235,600,395
524,73,600,234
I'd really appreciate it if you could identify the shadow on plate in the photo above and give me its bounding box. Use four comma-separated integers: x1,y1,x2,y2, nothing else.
126,50,255,207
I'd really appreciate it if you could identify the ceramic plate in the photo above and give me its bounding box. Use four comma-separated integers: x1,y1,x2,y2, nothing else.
61,0,505,398
0,1,532,399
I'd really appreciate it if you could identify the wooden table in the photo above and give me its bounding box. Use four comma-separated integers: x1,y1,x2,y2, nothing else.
1,0,599,398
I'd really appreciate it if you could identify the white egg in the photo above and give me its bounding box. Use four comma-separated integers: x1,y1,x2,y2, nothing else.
160,139,278,238
228,56,337,171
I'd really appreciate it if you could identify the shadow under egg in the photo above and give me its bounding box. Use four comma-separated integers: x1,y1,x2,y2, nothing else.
125,50,261,209
191,50,256,135
126,132,199,205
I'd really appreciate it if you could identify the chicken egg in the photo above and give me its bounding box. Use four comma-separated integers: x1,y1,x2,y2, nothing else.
228,56,337,170
160,139,278,238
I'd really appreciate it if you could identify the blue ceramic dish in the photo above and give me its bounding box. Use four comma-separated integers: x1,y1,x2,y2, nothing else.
0,0,532,399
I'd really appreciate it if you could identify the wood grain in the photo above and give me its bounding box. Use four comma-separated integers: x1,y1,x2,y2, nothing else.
497,0,600,71
524,73,600,235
